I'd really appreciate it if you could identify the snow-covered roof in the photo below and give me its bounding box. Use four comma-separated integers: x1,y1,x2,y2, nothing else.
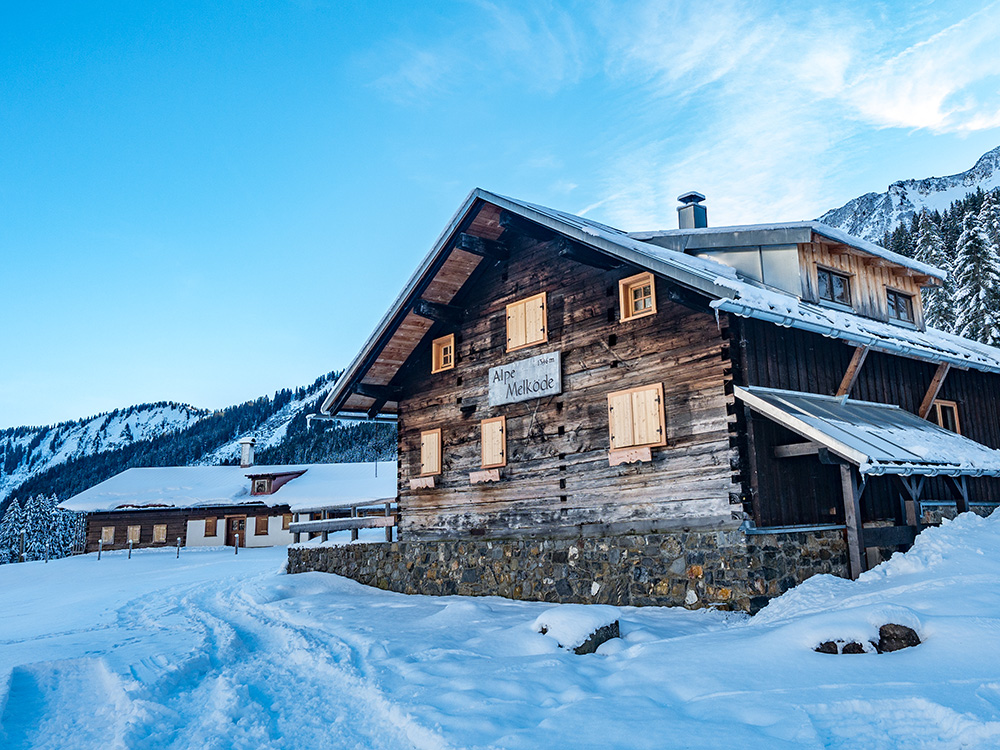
736,386,1000,477
321,188,1000,418
628,221,945,279
60,462,398,513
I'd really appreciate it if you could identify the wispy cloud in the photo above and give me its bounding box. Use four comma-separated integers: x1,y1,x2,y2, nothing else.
843,2,1000,132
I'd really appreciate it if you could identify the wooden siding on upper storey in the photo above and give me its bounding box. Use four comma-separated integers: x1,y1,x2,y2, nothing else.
799,242,927,328
392,234,739,541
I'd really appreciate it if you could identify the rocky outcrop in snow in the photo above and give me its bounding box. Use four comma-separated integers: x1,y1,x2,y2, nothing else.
819,145,1000,242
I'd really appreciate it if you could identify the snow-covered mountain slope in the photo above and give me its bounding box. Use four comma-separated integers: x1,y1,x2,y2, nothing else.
0,403,207,503
0,373,341,506
819,145,1000,241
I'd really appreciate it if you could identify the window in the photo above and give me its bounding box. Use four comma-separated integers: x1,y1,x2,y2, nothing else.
205,517,218,537
101,526,115,544
506,292,547,352
255,516,269,536
282,513,292,530
431,334,455,373
127,525,141,544
481,416,507,469
619,273,657,321
607,383,667,449
817,267,851,306
152,524,167,544
930,400,961,434
252,478,270,495
886,289,914,324
420,428,442,476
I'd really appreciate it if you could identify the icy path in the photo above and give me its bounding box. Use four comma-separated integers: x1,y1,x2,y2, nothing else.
4,511,1000,749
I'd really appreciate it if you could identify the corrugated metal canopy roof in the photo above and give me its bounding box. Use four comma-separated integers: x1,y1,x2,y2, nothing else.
735,386,1000,477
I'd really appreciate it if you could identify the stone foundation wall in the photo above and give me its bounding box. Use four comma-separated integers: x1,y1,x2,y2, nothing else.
287,528,849,613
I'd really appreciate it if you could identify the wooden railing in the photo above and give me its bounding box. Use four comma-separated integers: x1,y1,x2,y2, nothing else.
288,500,396,543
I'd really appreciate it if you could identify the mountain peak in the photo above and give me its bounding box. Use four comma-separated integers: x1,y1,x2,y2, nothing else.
818,145,1000,242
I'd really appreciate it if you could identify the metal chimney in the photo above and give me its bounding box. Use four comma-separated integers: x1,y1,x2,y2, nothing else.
239,437,256,468
677,192,707,229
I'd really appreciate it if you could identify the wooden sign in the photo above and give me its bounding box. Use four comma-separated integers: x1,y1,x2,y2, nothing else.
488,351,562,406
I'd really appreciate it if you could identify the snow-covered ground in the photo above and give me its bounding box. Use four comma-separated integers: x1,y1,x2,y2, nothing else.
4,513,1000,749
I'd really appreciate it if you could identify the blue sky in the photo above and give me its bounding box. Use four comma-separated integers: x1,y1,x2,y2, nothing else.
3,0,1000,429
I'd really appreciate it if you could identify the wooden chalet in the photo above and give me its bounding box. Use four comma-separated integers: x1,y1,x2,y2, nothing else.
317,188,1000,593
61,461,396,553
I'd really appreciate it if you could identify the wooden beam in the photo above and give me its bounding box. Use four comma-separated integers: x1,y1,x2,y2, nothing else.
454,232,509,261
836,346,869,397
354,383,402,402
499,210,555,241
918,362,951,419
774,442,821,458
412,298,463,326
552,237,623,270
840,465,865,580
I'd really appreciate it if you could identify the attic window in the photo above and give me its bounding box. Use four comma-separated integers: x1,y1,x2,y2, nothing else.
432,334,455,373
817,267,851,307
886,289,914,324
929,399,961,434
506,292,547,352
619,272,656,321
607,383,667,450
252,478,271,495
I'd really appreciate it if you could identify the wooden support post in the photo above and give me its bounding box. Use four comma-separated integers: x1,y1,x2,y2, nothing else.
293,512,300,544
840,464,865,580
893,475,924,529
321,510,329,543
351,506,359,542
918,363,951,419
385,502,392,542
945,475,971,514
836,346,869,397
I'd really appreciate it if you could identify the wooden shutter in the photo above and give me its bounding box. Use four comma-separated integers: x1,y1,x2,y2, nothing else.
607,383,666,449
506,292,547,352
152,524,167,543
420,428,442,476
282,513,292,530
481,416,506,468
205,517,217,537
101,526,115,544
255,516,269,535
127,525,141,544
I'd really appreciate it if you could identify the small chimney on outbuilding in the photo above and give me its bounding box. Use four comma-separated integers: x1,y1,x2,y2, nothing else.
677,191,707,229
239,437,256,468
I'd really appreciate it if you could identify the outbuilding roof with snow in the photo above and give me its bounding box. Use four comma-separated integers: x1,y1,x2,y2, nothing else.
321,188,1000,419
735,386,1000,478
60,462,398,513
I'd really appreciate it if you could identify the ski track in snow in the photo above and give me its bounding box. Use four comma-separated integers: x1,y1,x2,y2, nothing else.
5,510,1000,750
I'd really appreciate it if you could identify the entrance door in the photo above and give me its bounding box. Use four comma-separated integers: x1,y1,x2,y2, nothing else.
225,516,247,547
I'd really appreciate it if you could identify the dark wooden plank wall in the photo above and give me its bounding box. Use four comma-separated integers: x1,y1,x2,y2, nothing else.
393,236,739,540
735,317,1000,527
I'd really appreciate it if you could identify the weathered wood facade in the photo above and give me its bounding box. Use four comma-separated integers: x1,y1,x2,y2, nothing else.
393,221,738,540
319,188,1000,593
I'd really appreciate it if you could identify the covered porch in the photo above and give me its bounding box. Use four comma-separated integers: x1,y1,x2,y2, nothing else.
736,386,1000,578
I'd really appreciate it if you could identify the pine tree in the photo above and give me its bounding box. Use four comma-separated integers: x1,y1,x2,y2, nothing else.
953,211,1000,345
0,498,25,564
980,190,1000,254
913,212,954,331
23,494,53,561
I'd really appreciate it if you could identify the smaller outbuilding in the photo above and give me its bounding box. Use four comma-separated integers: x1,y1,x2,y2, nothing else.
60,461,397,553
